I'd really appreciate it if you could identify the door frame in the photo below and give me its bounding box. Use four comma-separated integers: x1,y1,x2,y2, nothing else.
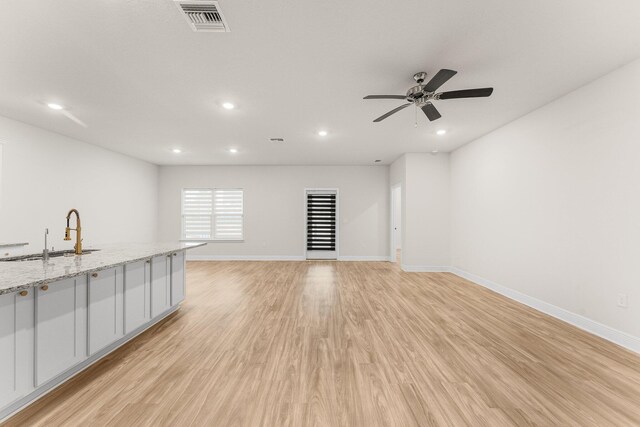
389,184,401,263
304,188,339,260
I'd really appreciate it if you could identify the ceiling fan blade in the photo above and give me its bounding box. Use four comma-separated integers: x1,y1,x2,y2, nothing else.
438,88,494,100
373,103,411,122
424,69,457,93
421,102,441,121
364,95,407,100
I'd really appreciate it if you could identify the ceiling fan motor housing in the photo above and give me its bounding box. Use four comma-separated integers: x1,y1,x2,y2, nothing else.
405,72,434,104
406,85,432,105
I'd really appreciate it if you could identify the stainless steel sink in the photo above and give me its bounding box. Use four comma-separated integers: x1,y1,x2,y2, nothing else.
0,249,100,262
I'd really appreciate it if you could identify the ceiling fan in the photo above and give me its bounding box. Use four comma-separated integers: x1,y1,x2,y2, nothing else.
364,69,493,122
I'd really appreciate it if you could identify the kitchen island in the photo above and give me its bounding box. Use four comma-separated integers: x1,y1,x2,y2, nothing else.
0,242,205,421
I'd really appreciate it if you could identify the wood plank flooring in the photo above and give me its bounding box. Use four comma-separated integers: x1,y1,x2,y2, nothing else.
4,261,640,426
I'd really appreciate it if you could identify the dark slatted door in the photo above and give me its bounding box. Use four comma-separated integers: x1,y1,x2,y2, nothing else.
306,190,337,259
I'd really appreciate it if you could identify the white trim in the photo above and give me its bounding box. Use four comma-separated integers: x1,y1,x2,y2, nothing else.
450,267,640,355
186,254,306,261
185,254,390,262
389,183,401,264
401,265,451,272
306,251,337,260
338,256,390,261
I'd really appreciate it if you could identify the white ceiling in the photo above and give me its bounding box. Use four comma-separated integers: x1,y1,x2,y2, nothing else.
1,0,639,165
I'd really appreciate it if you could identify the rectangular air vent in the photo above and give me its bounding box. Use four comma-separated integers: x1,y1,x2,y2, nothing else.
174,0,230,32
268,138,285,143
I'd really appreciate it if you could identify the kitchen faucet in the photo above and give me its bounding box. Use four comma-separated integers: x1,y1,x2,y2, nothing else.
43,228,49,261
64,208,83,255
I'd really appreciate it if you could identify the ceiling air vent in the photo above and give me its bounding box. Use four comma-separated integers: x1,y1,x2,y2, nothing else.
268,138,285,143
174,0,230,32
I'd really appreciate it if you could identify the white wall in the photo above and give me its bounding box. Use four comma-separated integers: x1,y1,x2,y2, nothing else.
389,154,406,188
389,153,450,270
403,153,450,270
451,58,640,341
0,115,159,250
158,165,389,260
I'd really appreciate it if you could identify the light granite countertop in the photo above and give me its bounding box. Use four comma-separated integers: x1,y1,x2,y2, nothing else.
0,242,206,295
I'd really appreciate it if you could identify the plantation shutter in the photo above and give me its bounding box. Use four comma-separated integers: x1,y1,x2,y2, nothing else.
213,189,244,240
182,188,243,240
182,189,213,239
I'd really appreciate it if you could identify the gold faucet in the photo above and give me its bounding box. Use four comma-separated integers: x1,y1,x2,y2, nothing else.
64,208,82,255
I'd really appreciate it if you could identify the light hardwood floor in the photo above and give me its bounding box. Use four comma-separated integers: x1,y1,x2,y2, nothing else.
4,261,640,426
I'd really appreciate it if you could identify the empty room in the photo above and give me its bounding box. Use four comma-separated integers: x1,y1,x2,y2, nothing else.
1,0,640,425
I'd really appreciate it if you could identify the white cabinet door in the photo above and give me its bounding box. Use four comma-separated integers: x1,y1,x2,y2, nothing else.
0,289,34,408
88,267,124,355
170,251,186,306
36,276,87,387
124,259,151,334
151,255,171,317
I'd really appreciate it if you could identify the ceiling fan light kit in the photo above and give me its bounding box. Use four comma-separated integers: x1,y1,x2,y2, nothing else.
364,69,493,123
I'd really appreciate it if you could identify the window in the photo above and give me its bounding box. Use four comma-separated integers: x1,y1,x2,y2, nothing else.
182,188,243,241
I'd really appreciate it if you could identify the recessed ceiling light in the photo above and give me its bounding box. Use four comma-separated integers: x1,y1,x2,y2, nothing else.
222,102,235,110
436,129,447,136
228,148,238,153
172,148,182,154
318,130,328,137
47,103,64,110
431,149,439,155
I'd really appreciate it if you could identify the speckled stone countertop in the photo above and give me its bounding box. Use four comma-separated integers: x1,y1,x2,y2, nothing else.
0,242,206,295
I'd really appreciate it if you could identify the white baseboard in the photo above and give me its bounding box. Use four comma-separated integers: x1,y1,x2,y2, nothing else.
187,255,391,262
187,255,306,261
401,265,451,272
450,267,640,355
338,256,390,261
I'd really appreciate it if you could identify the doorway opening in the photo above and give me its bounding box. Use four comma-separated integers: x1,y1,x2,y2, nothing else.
305,189,338,260
391,185,402,264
